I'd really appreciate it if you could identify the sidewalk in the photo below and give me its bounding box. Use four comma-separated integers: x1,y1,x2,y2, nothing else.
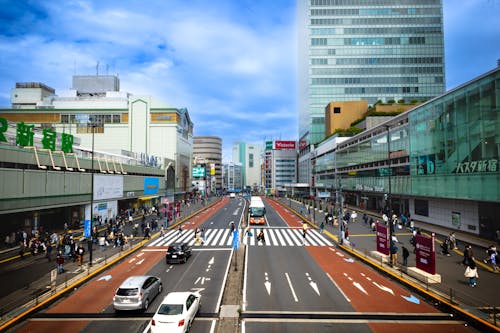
0,197,216,328
279,198,500,327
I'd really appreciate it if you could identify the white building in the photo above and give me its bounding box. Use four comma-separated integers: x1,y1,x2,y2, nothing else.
232,142,262,190
264,140,297,194
3,76,194,195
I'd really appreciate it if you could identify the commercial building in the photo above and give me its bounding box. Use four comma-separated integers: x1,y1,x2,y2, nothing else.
264,140,298,195
1,75,194,199
0,118,165,234
232,142,263,190
297,0,446,185
313,66,500,240
193,136,222,193
222,162,243,192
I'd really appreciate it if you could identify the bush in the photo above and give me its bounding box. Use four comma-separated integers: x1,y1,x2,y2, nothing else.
397,99,405,104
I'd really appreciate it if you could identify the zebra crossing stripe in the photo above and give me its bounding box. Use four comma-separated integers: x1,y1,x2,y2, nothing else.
147,228,333,247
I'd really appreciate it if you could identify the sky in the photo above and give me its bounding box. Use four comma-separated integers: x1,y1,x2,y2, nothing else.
0,0,499,162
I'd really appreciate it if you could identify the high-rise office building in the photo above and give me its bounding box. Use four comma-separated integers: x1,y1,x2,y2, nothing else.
232,142,263,189
298,0,446,146
193,136,222,192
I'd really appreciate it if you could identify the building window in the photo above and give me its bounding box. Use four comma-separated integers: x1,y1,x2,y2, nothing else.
249,153,254,167
334,107,341,114
414,199,429,217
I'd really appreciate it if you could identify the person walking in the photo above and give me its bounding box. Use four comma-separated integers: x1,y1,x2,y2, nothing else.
56,251,65,274
319,221,325,234
77,243,85,266
464,261,479,287
402,244,410,266
302,222,308,245
463,244,474,266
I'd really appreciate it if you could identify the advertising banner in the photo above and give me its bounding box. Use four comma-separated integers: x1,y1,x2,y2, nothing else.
376,222,390,255
415,233,436,275
274,140,296,150
144,177,159,195
94,174,123,200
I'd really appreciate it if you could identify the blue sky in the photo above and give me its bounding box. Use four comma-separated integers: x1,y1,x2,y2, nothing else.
0,0,499,161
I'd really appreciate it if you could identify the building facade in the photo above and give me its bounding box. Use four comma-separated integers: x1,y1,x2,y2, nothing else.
222,162,243,192
298,0,446,147
232,142,263,190
313,66,500,240
1,75,194,196
193,136,222,193
264,140,298,194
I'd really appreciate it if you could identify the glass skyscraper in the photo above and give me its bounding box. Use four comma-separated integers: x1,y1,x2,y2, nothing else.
298,0,446,146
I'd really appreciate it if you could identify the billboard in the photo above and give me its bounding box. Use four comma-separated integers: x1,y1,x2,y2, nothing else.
193,166,206,178
274,140,296,150
415,233,436,275
144,177,159,195
93,175,123,200
376,222,390,255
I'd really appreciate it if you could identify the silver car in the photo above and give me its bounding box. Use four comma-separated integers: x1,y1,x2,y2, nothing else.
113,275,162,311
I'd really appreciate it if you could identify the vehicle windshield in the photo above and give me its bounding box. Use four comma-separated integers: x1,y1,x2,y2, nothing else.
116,288,139,296
168,246,181,253
249,207,265,217
158,304,183,315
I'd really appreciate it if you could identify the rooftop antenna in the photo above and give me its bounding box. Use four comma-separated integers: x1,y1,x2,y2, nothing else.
96,61,99,76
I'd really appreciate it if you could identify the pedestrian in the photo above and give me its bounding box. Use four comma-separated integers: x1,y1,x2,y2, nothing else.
441,238,451,256
319,221,325,234
56,251,65,273
489,249,499,272
463,244,474,266
201,228,206,245
302,222,308,245
484,245,497,264
390,241,398,267
464,261,479,287
257,229,265,243
448,232,458,249
77,243,85,266
45,241,53,262
402,244,410,266
160,226,165,237
344,226,349,241
177,224,182,237
229,221,235,232
363,213,368,225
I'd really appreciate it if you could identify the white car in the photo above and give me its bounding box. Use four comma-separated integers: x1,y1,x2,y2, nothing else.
151,291,201,333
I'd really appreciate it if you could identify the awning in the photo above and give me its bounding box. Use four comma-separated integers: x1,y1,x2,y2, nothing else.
138,195,160,201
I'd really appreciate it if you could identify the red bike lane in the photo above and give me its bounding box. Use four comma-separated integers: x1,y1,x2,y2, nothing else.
267,198,474,333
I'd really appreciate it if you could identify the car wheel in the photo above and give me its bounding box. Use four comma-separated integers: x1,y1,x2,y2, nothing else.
187,320,192,332
158,283,163,294
183,257,187,264
143,298,149,311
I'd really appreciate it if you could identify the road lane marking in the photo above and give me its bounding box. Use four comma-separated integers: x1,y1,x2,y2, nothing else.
285,273,298,302
326,273,350,302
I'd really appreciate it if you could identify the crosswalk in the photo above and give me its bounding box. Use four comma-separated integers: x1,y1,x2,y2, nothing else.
148,228,334,248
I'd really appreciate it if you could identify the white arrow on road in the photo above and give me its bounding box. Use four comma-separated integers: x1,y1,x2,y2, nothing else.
372,281,394,295
136,259,145,265
305,273,320,296
309,281,320,296
353,282,368,295
98,275,112,281
264,272,271,295
209,257,215,265
344,258,354,263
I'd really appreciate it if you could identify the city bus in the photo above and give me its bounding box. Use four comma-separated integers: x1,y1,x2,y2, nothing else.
248,196,266,225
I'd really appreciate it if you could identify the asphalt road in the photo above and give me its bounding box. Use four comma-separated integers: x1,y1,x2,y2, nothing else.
5,196,480,333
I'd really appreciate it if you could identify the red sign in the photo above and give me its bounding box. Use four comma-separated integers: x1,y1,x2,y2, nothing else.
376,222,390,255
274,140,296,150
415,233,436,275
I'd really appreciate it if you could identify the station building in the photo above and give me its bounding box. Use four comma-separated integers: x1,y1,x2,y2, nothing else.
312,66,500,240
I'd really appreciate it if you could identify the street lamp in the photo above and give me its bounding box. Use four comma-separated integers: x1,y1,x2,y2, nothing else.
385,124,394,266
88,116,97,267
334,151,344,244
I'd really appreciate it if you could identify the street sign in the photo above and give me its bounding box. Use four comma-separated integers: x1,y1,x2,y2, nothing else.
232,230,239,250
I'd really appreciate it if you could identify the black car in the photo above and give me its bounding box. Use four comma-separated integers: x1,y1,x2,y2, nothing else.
166,243,192,264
